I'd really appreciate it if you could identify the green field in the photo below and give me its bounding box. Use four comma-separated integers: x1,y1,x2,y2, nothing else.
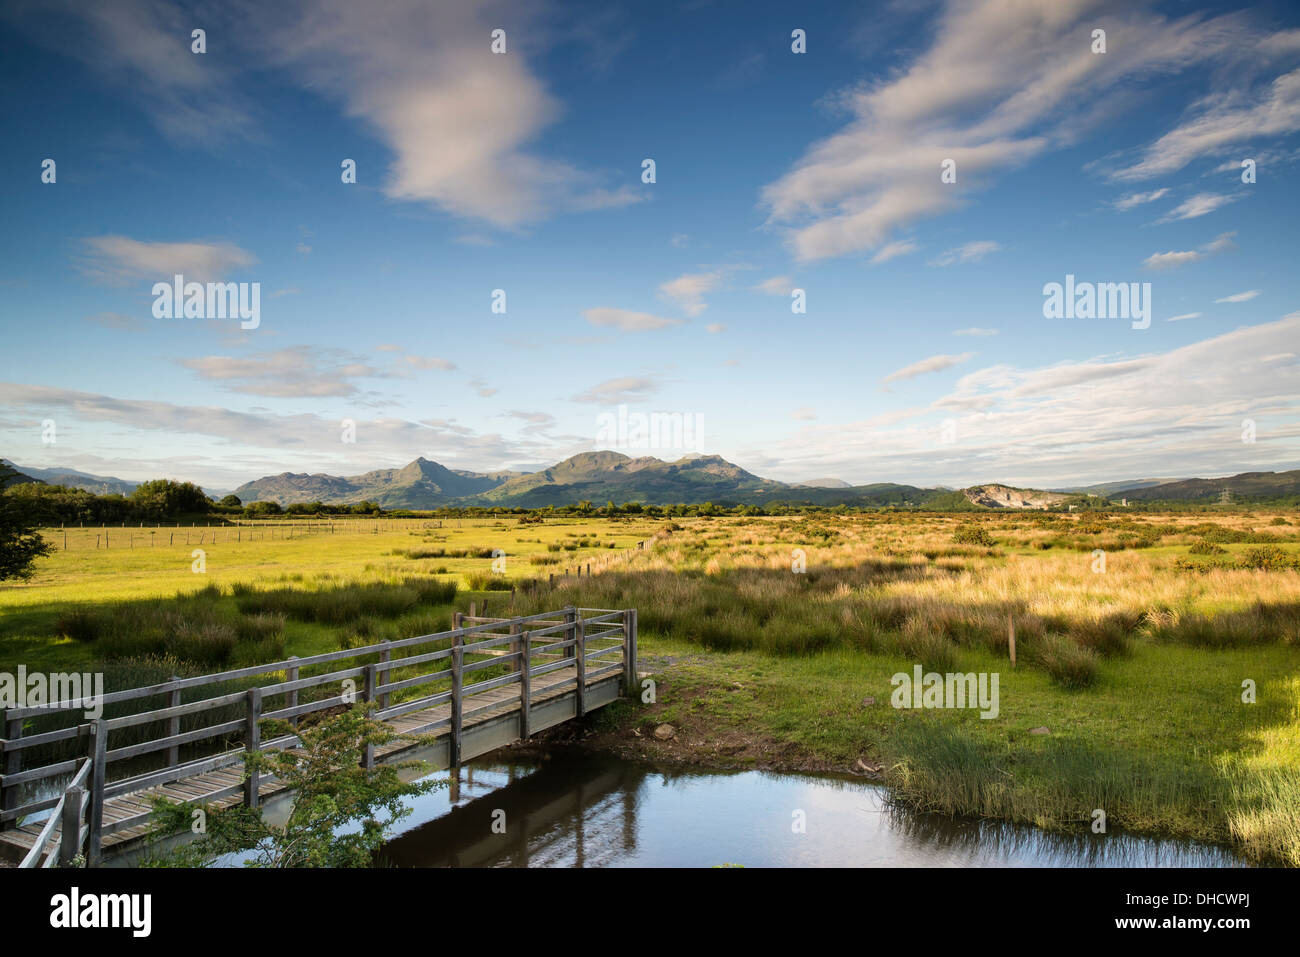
3,509,1299,865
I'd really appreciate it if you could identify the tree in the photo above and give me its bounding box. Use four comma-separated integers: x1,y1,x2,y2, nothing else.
219,494,242,508
143,706,438,868
0,463,54,581
131,479,211,517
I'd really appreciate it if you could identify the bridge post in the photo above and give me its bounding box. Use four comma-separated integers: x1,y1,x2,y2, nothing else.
563,606,577,662
1,712,22,829
450,630,464,766
508,622,521,674
575,614,586,716
166,677,181,768
362,664,377,769
623,609,638,698
520,631,531,739
86,719,106,867
378,640,391,710
244,687,261,809
60,785,84,866
286,656,300,729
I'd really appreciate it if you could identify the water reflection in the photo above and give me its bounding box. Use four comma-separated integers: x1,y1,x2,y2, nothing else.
377,752,1244,868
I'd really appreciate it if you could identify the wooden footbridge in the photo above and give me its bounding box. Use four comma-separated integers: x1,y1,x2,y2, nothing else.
0,605,637,867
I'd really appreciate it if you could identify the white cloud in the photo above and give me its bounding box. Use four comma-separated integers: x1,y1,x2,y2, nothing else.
571,376,659,405
929,241,1000,267
883,352,974,383
1114,68,1300,181
752,313,1300,487
754,275,794,295
402,355,457,370
870,240,919,264
706,323,726,334
180,346,380,397
1216,289,1260,303
660,271,723,316
1143,249,1204,270
79,236,256,284
1165,312,1201,322
761,1,1253,260
263,0,639,228
582,308,683,332
1143,231,1236,270
1155,191,1238,223
1113,188,1170,210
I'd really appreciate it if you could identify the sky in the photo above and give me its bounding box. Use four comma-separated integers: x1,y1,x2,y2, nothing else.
1,0,1299,494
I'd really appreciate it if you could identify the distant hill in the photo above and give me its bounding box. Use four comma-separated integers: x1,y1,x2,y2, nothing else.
235,457,522,508
1121,469,1300,503
1053,478,1180,497
963,484,1080,509
474,452,788,507
793,478,851,488
1,461,136,496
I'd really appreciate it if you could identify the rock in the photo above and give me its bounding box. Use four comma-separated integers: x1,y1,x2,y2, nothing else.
653,723,676,741
861,696,876,707
1028,726,1050,735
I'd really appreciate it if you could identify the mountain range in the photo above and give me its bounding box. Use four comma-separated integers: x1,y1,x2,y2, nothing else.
8,452,1300,509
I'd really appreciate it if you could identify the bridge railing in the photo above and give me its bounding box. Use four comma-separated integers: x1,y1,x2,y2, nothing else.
1,604,636,867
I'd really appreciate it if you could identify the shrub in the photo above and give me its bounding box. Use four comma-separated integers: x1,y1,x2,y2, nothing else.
952,526,995,547
54,608,101,643
1030,633,1099,689
1239,546,1296,571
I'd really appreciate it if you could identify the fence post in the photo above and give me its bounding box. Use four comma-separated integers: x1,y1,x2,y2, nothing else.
86,720,106,867
60,785,84,866
1,712,22,828
519,631,531,739
244,688,261,809
378,640,391,711
165,677,181,768
574,614,586,715
286,657,300,729
450,630,464,767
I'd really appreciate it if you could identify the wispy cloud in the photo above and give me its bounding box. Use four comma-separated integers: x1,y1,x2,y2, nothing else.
1112,188,1170,210
761,1,1252,260
582,308,683,332
79,236,256,284
659,271,723,316
929,241,1000,267
1165,312,1201,322
954,327,998,337
1142,231,1236,270
754,275,793,295
1154,191,1238,223
571,376,659,405
180,346,381,398
870,240,919,264
1216,289,1260,303
883,352,974,383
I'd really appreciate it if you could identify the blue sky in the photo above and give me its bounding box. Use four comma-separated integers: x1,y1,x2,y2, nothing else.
1,0,1299,493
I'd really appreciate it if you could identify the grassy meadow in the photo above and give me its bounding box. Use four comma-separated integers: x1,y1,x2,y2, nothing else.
2,508,1299,865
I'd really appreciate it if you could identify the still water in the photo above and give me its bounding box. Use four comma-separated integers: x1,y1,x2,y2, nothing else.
376,751,1245,868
